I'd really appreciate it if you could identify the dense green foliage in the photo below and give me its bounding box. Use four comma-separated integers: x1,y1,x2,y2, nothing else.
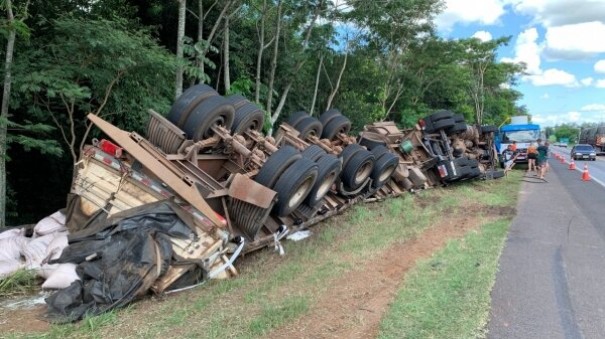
1,0,526,224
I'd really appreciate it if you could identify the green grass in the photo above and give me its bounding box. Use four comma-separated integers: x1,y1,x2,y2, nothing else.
0,269,38,297
378,219,511,339
6,173,522,339
248,295,309,336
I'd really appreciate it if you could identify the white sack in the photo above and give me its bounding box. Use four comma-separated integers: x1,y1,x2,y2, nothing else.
0,236,29,262
36,263,59,279
34,210,67,237
0,228,24,240
22,234,54,267
45,231,69,262
0,260,25,278
41,263,79,289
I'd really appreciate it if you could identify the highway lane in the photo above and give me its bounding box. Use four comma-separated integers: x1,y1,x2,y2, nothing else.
489,158,605,338
549,145,605,188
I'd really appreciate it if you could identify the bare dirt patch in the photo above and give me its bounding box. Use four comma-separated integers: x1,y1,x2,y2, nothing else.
0,305,50,333
267,213,486,339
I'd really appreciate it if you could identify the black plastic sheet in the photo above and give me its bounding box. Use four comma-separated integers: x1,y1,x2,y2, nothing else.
46,200,196,323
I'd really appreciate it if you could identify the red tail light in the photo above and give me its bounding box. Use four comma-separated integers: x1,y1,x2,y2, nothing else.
99,139,123,158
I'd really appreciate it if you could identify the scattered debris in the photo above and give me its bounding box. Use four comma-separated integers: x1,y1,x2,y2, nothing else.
0,85,504,322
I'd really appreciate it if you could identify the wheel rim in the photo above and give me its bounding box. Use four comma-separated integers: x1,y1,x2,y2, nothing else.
307,129,319,137
315,172,337,200
288,176,314,209
355,161,373,185
379,164,397,182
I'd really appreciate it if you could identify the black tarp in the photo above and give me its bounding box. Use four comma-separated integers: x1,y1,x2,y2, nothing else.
46,200,197,323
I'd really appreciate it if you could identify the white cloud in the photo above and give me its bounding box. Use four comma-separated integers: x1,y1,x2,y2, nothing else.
501,28,542,74
595,60,605,74
472,30,493,42
581,104,605,112
596,79,605,88
581,77,594,86
543,22,605,59
526,68,579,87
436,0,508,31
510,0,605,27
541,93,549,99
532,111,585,125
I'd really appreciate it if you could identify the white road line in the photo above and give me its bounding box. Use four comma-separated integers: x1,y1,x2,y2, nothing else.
551,148,605,188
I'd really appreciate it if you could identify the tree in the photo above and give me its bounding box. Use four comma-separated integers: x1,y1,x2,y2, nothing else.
460,37,514,125
15,18,179,165
175,0,186,98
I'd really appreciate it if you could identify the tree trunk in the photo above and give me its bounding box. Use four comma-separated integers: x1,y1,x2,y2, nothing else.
223,15,231,93
175,0,186,99
255,0,268,104
267,0,322,131
192,0,204,87
325,51,348,111
0,0,16,228
309,54,323,116
266,0,283,118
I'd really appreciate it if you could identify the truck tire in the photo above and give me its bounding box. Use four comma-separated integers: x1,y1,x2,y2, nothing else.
321,115,351,140
452,114,465,123
255,145,302,188
305,154,341,207
342,149,375,190
448,122,468,135
286,111,310,127
430,118,456,131
183,95,235,140
231,102,265,134
340,144,364,166
371,152,399,189
226,94,249,110
370,145,390,159
481,125,498,134
319,108,342,126
359,133,387,150
491,170,505,179
427,110,454,123
168,84,218,128
273,157,318,217
301,144,327,161
295,116,323,139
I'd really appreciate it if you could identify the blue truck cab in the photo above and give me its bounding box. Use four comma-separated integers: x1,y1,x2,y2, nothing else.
496,117,541,166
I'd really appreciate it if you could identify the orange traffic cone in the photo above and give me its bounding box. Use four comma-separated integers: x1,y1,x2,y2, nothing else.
582,164,591,181
560,155,566,163
568,159,576,170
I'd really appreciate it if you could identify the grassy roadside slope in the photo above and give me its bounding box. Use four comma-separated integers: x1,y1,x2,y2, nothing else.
379,172,521,339
6,171,522,338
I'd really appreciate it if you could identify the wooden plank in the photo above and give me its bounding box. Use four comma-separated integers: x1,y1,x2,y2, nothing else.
87,114,224,229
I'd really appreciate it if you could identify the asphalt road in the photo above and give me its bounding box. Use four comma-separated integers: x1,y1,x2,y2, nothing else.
550,145,605,187
488,155,605,338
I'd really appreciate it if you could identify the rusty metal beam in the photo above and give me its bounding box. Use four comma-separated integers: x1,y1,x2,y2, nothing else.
87,114,225,228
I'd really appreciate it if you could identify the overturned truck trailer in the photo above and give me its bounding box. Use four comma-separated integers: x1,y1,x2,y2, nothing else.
46,84,503,321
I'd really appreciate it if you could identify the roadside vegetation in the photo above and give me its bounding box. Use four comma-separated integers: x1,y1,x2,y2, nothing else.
2,0,527,227
5,171,522,338
0,269,37,298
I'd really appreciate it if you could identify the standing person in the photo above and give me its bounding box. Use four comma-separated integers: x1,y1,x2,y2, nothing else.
527,141,538,174
502,144,517,174
511,141,517,152
537,140,549,179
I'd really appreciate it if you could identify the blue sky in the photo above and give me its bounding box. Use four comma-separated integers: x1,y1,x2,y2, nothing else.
435,0,605,127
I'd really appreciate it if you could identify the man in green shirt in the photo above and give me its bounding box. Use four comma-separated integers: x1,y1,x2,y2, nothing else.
537,140,549,179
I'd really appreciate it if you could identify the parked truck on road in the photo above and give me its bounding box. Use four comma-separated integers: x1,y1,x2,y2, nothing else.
496,116,541,166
